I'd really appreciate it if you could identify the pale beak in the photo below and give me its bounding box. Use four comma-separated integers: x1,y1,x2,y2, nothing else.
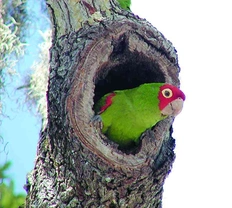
161,98,184,117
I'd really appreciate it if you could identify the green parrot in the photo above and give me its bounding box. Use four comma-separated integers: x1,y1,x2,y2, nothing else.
117,0,131,10
94,83,185,148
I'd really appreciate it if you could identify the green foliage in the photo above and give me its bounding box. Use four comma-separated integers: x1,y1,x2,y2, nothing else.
0,162,26,208
117,0,131,10
0,162,11,178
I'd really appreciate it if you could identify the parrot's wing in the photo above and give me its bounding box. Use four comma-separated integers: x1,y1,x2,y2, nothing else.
94,92,116,114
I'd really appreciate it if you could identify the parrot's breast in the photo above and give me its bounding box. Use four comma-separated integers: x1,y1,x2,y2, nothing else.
100,92,163,147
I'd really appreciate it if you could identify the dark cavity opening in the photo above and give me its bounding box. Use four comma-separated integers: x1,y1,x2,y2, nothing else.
94,53,165,104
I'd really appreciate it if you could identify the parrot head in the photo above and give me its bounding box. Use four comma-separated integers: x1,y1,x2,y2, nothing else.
158,84,185,117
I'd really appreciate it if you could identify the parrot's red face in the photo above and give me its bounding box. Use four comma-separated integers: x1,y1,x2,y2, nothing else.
158,84,185,116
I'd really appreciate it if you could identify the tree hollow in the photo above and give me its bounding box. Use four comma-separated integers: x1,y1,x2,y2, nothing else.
66,18,180,173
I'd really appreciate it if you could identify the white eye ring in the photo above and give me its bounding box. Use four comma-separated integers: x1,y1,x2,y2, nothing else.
162,88,173,98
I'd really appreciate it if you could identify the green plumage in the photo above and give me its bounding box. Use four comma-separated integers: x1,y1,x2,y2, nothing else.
94,83,167,147
117,0,131,10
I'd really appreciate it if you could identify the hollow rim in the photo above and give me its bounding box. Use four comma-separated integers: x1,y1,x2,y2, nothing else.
66,19,180,171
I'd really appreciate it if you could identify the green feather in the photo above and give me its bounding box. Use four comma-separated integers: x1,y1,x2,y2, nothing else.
95,83,167,147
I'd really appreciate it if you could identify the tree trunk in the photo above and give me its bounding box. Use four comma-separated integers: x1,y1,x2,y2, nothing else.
25,0,181,207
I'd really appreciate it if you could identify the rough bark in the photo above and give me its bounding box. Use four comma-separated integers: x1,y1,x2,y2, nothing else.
25,0,181,207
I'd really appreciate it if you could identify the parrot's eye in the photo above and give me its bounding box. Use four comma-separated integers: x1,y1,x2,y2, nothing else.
162,88,173,98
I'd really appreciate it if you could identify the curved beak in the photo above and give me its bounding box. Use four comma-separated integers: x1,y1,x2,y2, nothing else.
161,98,184,117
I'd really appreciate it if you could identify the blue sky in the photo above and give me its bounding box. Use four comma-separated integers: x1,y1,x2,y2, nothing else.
1,0,48,194
1,0,232,207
